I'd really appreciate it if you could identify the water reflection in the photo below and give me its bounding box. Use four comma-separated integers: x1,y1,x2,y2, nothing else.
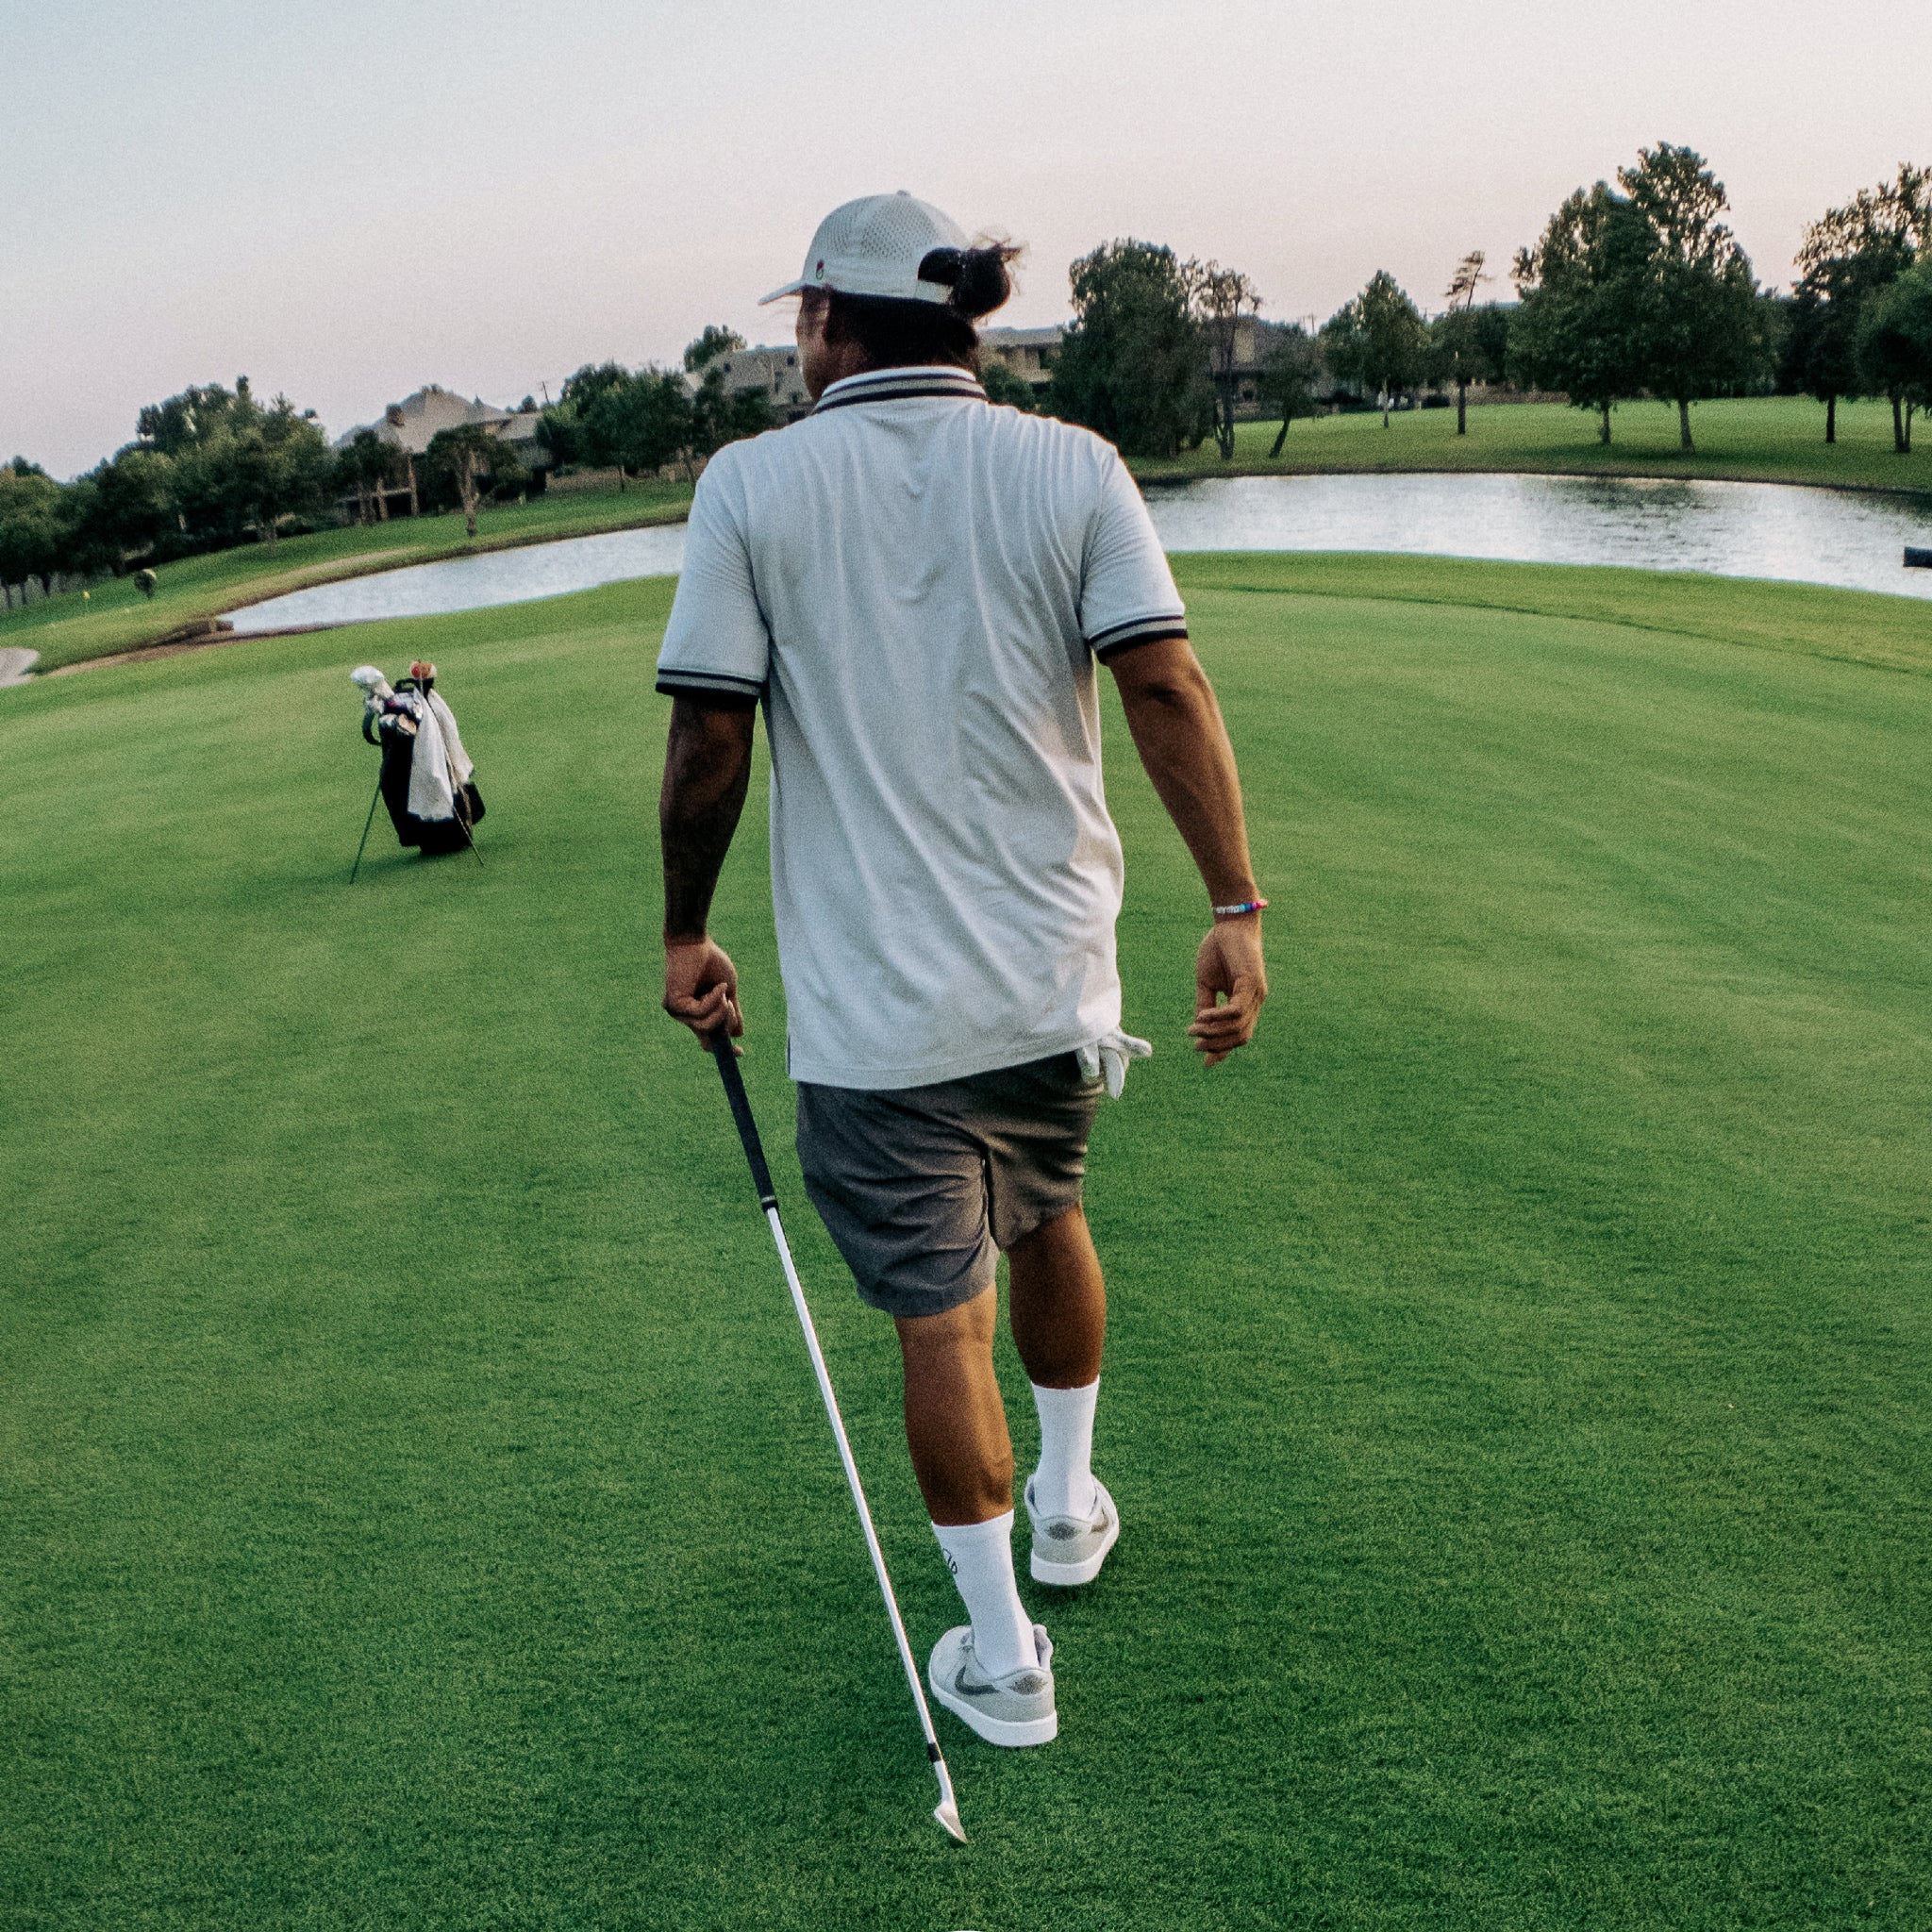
1143,472,1932,599
230,522,690,632
229,472,1932,633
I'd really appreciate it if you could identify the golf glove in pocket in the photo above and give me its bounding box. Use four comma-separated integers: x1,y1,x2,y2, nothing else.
1076,1028,1153,1099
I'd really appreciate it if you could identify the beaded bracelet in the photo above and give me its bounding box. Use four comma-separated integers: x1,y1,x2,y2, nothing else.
1211,896,1269,918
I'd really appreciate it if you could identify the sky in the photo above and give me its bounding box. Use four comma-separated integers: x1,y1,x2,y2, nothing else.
6,0,1931,478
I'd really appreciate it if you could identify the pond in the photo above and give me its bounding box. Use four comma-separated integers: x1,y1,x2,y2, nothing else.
227,473,1932,633
1145,473,1932,597
229,522,691,632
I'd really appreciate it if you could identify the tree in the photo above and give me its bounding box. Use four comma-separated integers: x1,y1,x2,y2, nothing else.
688,368,773,470
1857,262,1932,455
1791,165,1931,445
80,446,177,561
1045,240,1212,459
137,379,249,457
1190,260,1262,459
132,375,329,547
0,459,66,599
230,396,332,544
537,402,585,469
1434,251,1495,434
979,360,1037,410
579,369,694,482
1258,326,1321,456
1510,182,1650,442
684,326,747,373
425,424,524,539
1322,272,1428,426
333,428,395,525
538,362,633,471
1617,143,1764,451
560,362,631,417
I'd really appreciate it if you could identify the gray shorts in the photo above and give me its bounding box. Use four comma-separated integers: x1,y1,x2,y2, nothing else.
795,1053,1105,1320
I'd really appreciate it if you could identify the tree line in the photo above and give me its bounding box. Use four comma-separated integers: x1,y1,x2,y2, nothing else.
531,327,773,483
0,326,772,608
1023,144,1932,461
11,148,1932,607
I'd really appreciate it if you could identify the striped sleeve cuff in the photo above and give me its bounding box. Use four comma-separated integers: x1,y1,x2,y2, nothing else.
656,668,766,701
1086,613,1190,661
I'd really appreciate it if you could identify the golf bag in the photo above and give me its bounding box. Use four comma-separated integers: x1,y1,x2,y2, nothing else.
352,662,484,857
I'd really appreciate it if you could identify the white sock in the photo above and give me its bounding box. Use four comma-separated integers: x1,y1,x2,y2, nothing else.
1029,1379,1099,1521
931,1512,1035,1679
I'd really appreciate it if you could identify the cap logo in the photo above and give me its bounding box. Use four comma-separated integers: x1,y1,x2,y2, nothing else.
815,259,825,279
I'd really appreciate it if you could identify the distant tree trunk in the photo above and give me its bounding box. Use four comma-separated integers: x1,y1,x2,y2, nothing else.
1213,380,1237,460
1600,402,1612,444
406,455,420,517
1270,411,1292,458
1677,397,1694,451
1891,392,1910,454
1824,393,1837,444
1907,401,1917,455
1456,378,1468,435
1378,384,1391,428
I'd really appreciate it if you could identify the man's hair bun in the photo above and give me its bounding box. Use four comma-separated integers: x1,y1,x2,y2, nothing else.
919,242,1020,321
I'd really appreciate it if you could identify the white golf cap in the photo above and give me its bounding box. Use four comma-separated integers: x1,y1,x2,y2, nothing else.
759,192,970,306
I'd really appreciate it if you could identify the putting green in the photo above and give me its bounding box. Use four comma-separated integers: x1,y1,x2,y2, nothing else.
3,558,1928,1929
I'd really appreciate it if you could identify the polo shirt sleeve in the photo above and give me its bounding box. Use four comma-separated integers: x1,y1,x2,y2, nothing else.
1078,452,1188,662
656,458,770,702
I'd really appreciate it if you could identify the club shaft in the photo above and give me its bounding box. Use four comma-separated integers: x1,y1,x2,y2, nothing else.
710,1039,958,1832
761,1201,948,1767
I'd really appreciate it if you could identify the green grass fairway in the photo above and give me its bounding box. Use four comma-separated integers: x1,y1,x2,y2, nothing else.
1151,393,1932,496
1,476,691,673
4,558,1929,1928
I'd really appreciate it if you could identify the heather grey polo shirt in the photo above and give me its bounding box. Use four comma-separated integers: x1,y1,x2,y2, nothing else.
657,364,1187,1090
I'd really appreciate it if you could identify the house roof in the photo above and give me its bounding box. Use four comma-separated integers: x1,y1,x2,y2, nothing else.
334,384,541,457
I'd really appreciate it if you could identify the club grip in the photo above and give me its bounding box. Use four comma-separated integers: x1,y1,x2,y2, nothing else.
710,1033,778,1210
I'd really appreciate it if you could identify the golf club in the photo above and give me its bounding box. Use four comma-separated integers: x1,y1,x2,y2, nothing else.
708,1030,967,1845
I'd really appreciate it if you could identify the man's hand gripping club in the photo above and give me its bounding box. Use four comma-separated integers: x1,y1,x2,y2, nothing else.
660,694,756,1054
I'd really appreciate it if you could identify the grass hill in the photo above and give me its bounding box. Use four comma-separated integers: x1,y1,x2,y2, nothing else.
3,558,1929,1928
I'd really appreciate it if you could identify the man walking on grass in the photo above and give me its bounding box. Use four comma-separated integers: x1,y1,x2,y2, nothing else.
658,192,1266,1746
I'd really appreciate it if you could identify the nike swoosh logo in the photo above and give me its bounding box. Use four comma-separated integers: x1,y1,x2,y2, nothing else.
955,1673,1044,1699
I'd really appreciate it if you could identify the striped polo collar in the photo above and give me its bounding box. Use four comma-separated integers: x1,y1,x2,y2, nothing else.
812,365,987,413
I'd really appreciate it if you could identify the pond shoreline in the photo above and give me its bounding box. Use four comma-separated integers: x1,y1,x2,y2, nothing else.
19,465,1932,679
1135,458,1932,506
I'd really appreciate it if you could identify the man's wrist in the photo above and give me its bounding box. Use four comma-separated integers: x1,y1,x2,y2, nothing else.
664,930,710,948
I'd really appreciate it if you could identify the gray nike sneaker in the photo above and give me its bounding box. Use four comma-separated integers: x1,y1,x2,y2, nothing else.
926,1623,1057,1747
1024,1474,1121,1587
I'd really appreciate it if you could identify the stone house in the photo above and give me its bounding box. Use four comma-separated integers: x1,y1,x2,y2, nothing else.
698,347,812,424
332,385,549,518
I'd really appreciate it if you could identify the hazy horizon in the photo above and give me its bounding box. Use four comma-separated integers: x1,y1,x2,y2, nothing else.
7,0,1930,479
